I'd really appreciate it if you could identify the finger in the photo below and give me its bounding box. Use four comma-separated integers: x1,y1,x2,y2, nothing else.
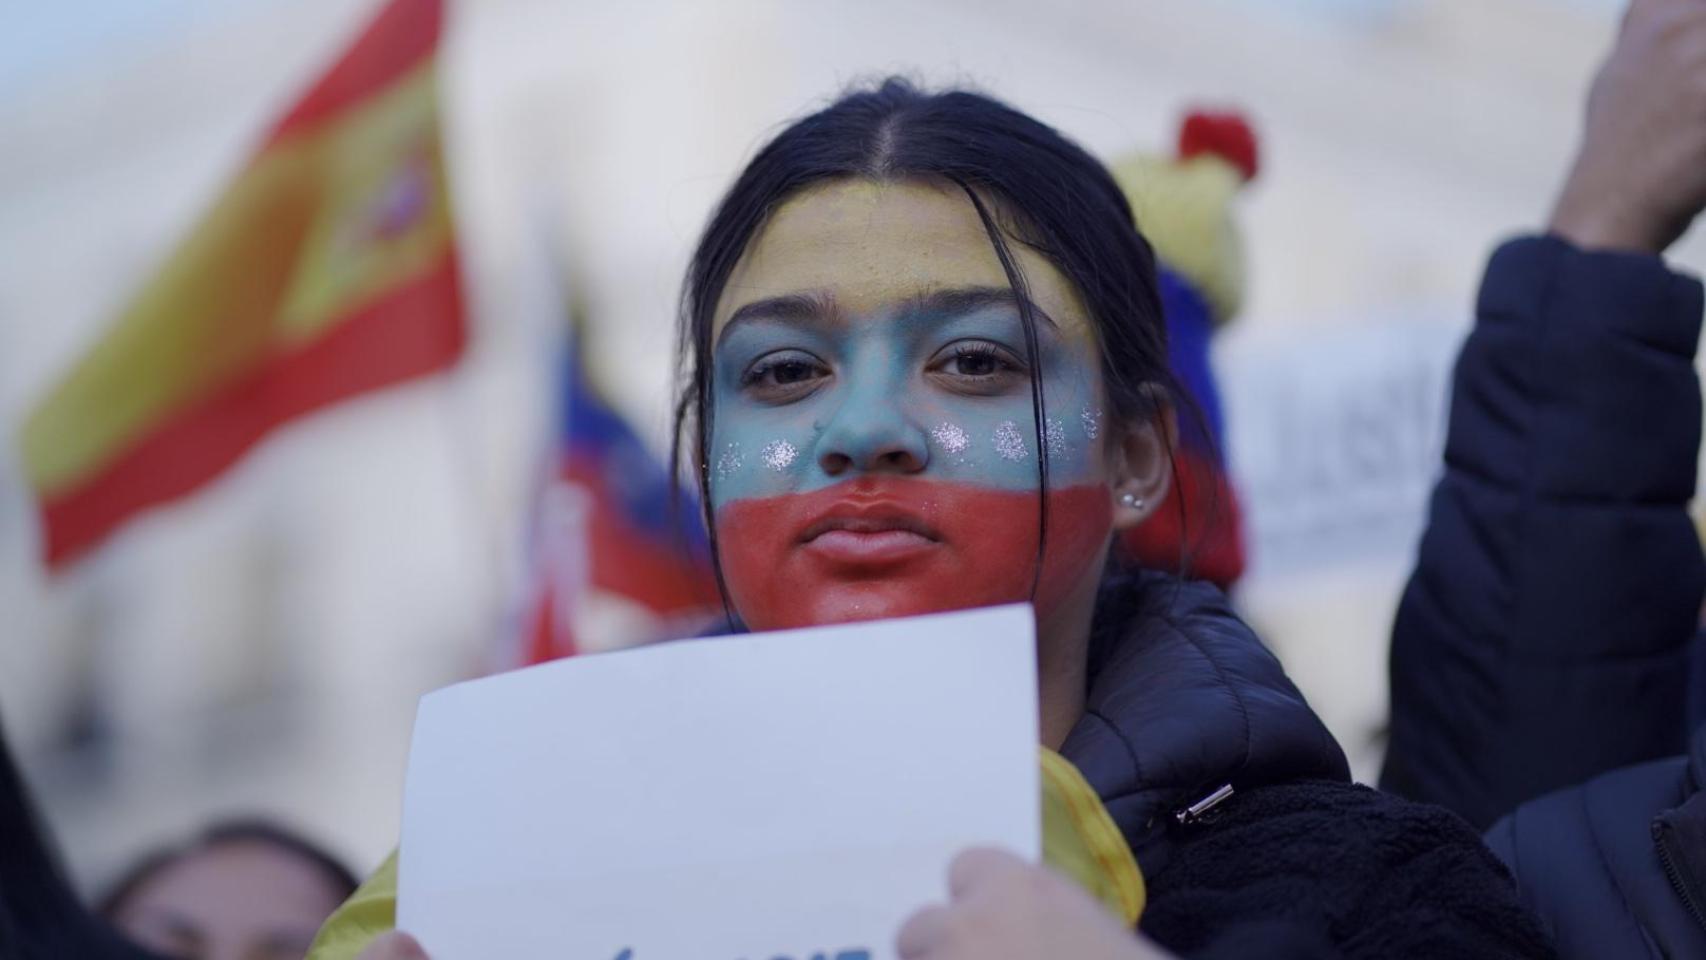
895,904,952,959
356,931,429,960
946,847,1027,900
1131,931,1187,959
1623,0,1650,33
1625,0,1681,34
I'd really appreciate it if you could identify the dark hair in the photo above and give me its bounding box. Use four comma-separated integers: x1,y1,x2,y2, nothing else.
0,716,165,960
672,77,1190,618
98,819,358,921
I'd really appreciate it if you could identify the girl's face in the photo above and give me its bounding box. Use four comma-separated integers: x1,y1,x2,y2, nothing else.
708,178,1161,632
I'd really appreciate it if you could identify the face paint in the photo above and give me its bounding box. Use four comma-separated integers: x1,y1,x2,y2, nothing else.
760,439,799,471
707,179,1116,632
993,420,1029,462
717,476,1111,629
931,422,971,459
1080,405,1103,441
1044,418,1068,459
715,442,744,480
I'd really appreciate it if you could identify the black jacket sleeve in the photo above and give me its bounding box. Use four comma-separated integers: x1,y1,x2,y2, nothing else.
1380,235,1706,830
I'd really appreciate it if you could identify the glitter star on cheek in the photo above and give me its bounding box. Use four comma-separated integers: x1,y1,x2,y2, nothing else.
931,422,971,461
715,442,744,479
992,420,1029,462
1044,418,1068,459
760,439,799,471
1081,405,1103,440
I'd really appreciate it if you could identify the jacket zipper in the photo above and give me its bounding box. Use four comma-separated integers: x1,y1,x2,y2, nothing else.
1653,817,1706,933
1175,783,1235,825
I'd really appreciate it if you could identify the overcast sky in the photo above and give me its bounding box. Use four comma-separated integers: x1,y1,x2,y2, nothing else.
1,0,1628,100
1,0,255,93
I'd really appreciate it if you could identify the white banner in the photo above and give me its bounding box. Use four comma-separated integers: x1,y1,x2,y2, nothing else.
1218,312,1465,578
399,605,1040,960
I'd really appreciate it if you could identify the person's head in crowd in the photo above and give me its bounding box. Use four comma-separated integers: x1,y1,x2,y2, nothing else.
100,820,358,960
675,77,1183,744
0,713,163,960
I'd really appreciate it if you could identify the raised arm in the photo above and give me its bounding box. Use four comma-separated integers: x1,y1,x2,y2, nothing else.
1381,0,1706,829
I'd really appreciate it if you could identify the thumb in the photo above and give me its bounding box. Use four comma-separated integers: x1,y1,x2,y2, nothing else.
355,931,429,960
946,847,1028,899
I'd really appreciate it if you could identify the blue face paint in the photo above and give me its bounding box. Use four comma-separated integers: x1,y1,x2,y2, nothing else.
701,182,1125,632
930,421,971,460
707,296,1105,512
1080,405,1102,441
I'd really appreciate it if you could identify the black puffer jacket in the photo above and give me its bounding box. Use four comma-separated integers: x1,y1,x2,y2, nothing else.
1381,236,1706,827
1486,724,1706,959
1066,573,1553,958
1378,236,1706,958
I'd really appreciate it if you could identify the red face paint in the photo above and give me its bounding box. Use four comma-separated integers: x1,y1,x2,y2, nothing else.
715,477,1112,631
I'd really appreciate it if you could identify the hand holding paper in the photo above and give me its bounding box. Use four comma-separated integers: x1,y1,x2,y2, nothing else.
354,932,428,960
396,604,1041,960
896,850,1175,960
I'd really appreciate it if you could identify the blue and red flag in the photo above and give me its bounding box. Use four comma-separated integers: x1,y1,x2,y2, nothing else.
518,345,718,664
1129,265,1246,587
1109,110,1257,589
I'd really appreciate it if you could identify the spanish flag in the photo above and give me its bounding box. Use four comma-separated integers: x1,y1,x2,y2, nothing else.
20,0,464,570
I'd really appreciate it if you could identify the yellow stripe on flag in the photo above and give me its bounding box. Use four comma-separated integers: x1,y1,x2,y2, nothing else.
19,0,463,569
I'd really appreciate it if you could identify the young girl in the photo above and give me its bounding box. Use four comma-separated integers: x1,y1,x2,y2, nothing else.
335,80,1549,959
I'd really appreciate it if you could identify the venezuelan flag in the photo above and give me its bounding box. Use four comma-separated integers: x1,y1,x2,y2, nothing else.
20,0,464,570
519,341,719,664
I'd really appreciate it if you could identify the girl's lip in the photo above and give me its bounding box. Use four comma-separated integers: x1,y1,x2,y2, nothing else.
797,500,943,564
796,503,942,545
801,528,940,564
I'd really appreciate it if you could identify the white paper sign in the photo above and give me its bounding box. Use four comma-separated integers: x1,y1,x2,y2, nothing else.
397,604,1040,960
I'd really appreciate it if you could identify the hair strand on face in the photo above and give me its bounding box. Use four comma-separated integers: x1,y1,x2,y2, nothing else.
954,181,1050,600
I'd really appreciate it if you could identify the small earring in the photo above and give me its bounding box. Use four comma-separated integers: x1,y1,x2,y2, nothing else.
1119,492,1143,510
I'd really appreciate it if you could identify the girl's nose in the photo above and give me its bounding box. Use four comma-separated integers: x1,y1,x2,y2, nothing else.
814,372,930,479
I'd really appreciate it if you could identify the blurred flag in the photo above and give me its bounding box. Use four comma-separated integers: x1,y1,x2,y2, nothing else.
1108,110,1256,589
1141,264,1247,588
514,341,719,665
19,0,463,570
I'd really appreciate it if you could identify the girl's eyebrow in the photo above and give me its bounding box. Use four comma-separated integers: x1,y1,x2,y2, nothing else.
717,291,837,347
718,286,1057,348
900,286,1058,329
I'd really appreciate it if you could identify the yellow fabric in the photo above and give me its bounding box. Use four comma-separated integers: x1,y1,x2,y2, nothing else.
307,749,1143,959
1108,151,1246,327
1039,747,1146,925
20,62,451,496
309,851,400,960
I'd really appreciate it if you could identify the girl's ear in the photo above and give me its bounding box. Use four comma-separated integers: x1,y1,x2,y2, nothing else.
1109,386,1175,531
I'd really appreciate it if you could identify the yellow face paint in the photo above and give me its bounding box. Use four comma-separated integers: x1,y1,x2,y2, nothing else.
705,178,1117,630
713,178,1096,344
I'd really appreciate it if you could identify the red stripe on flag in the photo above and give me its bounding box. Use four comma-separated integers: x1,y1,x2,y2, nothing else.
265,0,444,146
559,463,718,616
585,520,717,616
39,250,467,569
524,577,576,665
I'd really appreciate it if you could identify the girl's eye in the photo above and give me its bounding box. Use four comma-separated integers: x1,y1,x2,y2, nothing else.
740,351,830,401
928,340,1027,393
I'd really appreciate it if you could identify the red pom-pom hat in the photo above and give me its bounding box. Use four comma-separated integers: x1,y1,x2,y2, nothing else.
1177,110,1259,182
